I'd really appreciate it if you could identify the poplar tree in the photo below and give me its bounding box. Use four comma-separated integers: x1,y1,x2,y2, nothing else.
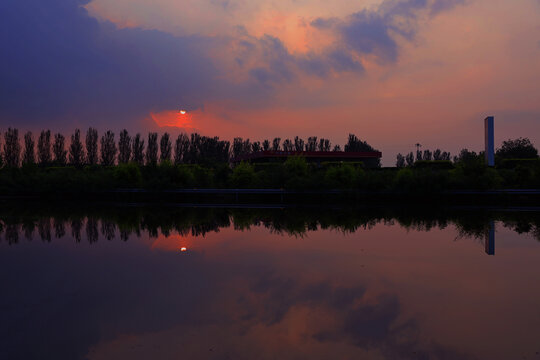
86,127,98,165
262,139,270,151
132,133,145,165
160,133,172,163
294,136,304,151
282,139,293,151
23,131,36,165
118,129,132,164
272,138,281,151
3,128,21,167
251,141,261,153
396,153,405,168
146,132,158,165
306,137,318,151
53,133,67,165
174,133,190,164
69,129,85,166
100,131,117,166
38,130,52,165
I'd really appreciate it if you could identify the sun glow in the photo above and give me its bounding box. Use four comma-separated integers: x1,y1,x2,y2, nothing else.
151,110,194,128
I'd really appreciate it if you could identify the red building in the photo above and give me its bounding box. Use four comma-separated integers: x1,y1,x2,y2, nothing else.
231,150,382,167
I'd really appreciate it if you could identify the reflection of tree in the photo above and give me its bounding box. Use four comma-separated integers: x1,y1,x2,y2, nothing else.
38,218,51,242
100,221,116,241
54,218,65,239
71,218,83,242
1,204,540,243
6,224,19,244
86,218,98,243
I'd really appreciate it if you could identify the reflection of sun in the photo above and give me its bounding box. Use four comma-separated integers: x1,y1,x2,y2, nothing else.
150,234,193,252
180,110,186,114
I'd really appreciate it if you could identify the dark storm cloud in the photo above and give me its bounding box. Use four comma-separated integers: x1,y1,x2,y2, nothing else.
0,0,222,128
0,0,468,129
312,0,467,64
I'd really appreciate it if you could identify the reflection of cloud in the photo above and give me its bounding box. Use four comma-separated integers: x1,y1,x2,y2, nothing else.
240,272,475,360
149,233,194,252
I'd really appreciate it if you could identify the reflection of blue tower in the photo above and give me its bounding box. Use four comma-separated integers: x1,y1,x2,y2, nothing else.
485,221,495,255
485,116,495,166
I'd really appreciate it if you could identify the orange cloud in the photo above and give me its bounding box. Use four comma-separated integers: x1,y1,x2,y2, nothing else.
150,110,195,129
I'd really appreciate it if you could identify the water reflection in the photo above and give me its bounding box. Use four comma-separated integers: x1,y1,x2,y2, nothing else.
2,206,540,248
1,204,540,360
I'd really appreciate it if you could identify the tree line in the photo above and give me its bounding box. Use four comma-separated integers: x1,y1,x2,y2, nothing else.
395,138,539,167
0,128,379,168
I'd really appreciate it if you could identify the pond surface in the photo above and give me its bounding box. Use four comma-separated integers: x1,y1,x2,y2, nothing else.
1,205,540,360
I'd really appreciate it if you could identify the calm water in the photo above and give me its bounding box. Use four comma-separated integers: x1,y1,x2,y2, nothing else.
1,205,540,360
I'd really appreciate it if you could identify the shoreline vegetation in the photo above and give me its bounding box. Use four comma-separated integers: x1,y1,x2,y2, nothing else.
0,128,539,199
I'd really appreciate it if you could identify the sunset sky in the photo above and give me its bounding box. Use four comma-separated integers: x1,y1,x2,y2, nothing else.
1,0,540,164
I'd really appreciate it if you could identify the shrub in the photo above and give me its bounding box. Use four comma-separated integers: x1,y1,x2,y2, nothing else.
231,162,256,188
324,164,357,189
113,163,142,187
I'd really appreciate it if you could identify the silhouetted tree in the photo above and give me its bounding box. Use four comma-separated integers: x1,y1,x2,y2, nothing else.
69,129,85,166
262,139,270,151
433,149,442,161
454,149,479,164
160,133,172,163
306,137,317,151
272,137,281,151
243,139,251,155
416,150,422,161
146,132,158,165
118,129,132,164
332,144,341,152
37,130,52,165
23,131,35,165
52,133,67,165
396,153,405,168
318,138,331,151
174,133,190,164
100,131,117,166
86,127,98,165
132,133,145,165
344,134,378,152
294,136,305,151
233,137,244,159
196,135,229,164
405,152,415,166
441,151,451,161
188,133,202,163
423,149,432,161
496,138,538,159
344,134,380,167
251,141,261,153
3,128,21,167
282,139,293,151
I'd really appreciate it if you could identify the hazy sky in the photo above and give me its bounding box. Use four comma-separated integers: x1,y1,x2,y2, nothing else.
1,0,539,163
